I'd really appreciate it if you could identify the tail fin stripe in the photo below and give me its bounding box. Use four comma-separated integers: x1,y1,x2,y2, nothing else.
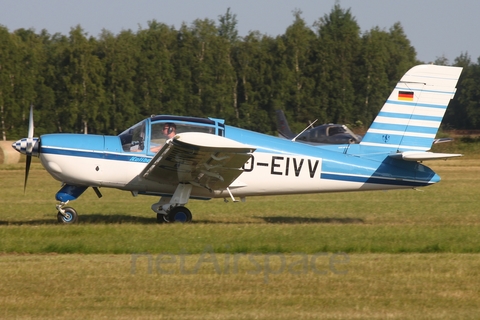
398,136,438,148
360,142,430,151
369,123,438,135
378,111,442,122
381,103,447,117
374,116,441,128
364,133,435,145
360,142,429,151
367,129,435,139
386,99,449,110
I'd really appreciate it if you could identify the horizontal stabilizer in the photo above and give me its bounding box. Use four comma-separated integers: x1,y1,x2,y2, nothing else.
389,151,463,161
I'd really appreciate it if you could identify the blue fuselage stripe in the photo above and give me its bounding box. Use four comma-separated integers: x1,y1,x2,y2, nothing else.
320,173,430,187
42,147,152,162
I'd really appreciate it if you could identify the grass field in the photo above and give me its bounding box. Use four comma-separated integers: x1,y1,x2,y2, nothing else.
1,152,479,319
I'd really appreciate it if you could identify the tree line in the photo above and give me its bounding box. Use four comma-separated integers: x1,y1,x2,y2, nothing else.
1,5,479,141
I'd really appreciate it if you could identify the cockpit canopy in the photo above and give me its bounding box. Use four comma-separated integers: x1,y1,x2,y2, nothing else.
118,115,225,153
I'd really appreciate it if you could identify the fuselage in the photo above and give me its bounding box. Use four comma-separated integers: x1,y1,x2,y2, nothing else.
36,123,439,200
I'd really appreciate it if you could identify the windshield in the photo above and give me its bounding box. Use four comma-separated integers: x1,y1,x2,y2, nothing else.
119,120,146,152
119,118,218,153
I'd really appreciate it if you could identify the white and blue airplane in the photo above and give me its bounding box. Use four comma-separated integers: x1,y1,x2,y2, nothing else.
12,64,463,224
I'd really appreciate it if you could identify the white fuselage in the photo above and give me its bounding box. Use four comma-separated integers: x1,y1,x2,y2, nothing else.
39,148,420,201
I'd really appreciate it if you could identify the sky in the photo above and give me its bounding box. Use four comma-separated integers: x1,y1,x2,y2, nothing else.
1,0,479,64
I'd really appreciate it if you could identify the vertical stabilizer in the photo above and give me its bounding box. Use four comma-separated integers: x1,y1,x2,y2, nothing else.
360,65,462,152
275,110,295,139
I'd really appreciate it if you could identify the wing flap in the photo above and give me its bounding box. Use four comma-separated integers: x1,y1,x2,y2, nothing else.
141,132,255,191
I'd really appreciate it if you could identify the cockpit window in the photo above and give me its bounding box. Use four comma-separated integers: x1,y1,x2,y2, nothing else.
149,121,215,153
119,118,218,153
327,126,346,136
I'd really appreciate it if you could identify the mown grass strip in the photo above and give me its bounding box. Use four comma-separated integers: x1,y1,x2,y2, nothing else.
0,253,479,319
1,224,479,254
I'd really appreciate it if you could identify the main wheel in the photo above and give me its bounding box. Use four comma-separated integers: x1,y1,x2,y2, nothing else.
166,206,192,223
57,207,79,224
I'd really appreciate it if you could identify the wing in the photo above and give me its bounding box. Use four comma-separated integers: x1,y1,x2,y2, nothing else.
140,132,255,191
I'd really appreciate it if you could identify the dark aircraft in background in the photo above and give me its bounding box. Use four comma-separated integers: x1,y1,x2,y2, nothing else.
275,110,362,145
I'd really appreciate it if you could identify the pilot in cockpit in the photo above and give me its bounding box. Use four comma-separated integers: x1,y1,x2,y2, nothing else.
150,122,176,153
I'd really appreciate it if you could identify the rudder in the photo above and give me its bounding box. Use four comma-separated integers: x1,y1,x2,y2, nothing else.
360,65,462,152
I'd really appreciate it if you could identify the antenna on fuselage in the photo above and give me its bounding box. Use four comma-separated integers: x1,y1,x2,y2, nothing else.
292,119,318,141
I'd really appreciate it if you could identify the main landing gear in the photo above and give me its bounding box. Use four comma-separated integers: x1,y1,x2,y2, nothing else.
156,206,193,223
55,201,194,224
152,184,194,224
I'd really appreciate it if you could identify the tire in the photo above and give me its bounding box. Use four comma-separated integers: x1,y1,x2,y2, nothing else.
166,206,192,223
156,213,168,224
57,207,79,224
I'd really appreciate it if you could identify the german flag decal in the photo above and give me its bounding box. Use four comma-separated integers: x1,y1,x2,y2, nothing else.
398,91,414,101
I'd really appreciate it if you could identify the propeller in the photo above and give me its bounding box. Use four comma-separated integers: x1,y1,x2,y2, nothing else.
11,105,39,192
24,106,34,191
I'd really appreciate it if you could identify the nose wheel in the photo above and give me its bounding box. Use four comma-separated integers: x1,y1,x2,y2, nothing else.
57,206,79,224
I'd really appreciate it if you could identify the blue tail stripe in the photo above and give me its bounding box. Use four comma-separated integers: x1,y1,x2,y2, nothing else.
369,122,438,135
399,135,436,147
386,99,449,110
378,111,443,122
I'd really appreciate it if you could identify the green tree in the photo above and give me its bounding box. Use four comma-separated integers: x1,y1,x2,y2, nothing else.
49,26,106,134
135,21,176,117
32,30,58,136
279,10,317,131
12,28,49,138
446,54,480,129
217,8,239,43
311,4,361,124
0,26,20,140
98,29,140,134
188,18,237,120
356,27,392,125
233,31,262,129
384,22,417,88
217,8,240,122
